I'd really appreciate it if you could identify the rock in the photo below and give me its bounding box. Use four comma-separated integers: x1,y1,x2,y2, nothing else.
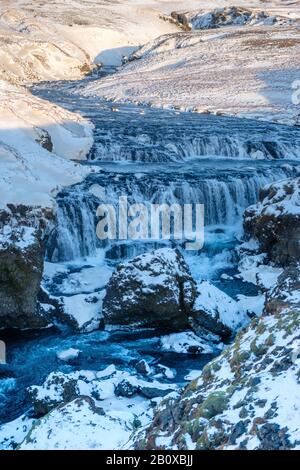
139,385,174,400
265,266,300,315
159,331,215,354
256,423,292,450
114,379,138,398
244,178,300,266
103,248,196,329
27,372,79,417
135,359,151,376
0,225,49,329
155,364,176,380
190,280,248,339
172,6,290,31
133,304,300,450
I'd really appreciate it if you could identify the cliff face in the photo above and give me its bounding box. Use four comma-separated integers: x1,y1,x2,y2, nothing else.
244,177,300,266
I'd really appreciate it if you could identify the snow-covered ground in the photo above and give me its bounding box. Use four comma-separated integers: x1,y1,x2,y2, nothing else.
82,21,300,124
0,81,93,209
0,0,181,84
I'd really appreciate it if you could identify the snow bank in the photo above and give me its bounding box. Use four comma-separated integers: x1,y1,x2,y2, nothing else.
160,331,215,354
0,81,93,209
194,280,249,332
0,2,179,84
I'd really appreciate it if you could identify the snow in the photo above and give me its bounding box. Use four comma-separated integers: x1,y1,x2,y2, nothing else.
237,252,283,288
82,19,300,125
0,414,34,450
19,396,142,450
195,280,249,331
160,331,214,354
0,81,93,209
184,370,202,381
0,1,180,85
236,293,265,317
61,292,105,333
56,348,81,362
0,363,178,449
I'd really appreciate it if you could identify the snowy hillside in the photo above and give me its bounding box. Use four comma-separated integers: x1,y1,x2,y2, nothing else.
0,0,180,84
82,21,300,124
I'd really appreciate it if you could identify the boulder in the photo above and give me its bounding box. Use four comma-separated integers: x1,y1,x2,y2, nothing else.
0,225,49,329
244,178,300,266
27,371,79,417
114,379,139,398
190,280,248,339
103,248,196,329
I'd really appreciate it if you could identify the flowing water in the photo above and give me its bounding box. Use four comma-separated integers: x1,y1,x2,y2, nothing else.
1,70,300,425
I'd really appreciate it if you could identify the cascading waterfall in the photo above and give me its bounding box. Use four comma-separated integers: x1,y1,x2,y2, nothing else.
92,134,300,162
46,164,293,263
32,82,300,264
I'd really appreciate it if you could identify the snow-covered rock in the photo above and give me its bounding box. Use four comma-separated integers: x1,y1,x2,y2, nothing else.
134,303,300,450
103,248,196,329
159,331,215,355
171,6,293,31
244,178,300,265
19,396,130,450
191,280,249,338
265,266,300,315
59,292,105,333
56,348,81,362
27,372,79,417
10,363,179,449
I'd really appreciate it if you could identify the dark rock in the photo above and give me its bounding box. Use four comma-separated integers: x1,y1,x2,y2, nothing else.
114,379,138,398
135,359,151,376
140,386,174,399
244,178,300,266
228,420,249,445
103,248,196,329
257,423,292,450
0,226,49,329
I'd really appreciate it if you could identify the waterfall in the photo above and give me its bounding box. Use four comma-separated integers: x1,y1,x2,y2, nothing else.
45,165,292,263
91,134,300,162
89,110,300,162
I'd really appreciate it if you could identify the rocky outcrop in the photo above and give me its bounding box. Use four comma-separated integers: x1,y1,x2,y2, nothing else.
190,280,248,339
171,6,293,31
134,299,300,450
265,266,300,315
0,225,49,329
103,248,196,330
244,178,300,266
27,372,79,417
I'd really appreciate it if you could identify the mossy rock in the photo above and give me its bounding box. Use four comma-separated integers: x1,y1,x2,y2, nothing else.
197,391,229,419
